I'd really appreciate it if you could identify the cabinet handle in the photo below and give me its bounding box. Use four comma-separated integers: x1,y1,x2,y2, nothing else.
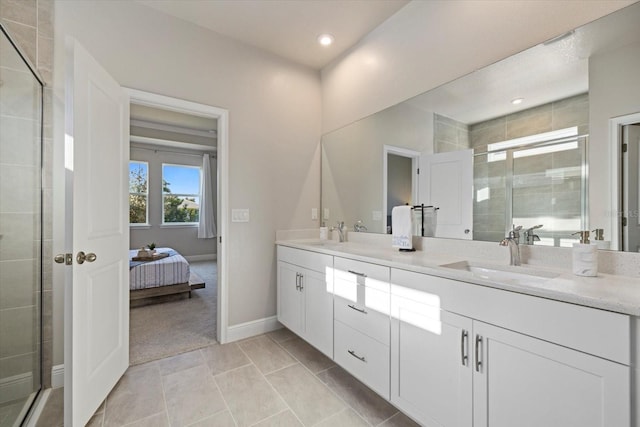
461,330,468,366
347,304,368,314
475,334,482,372
298,274,304,291
295,273,300,290
348,270,367,278
348,349,366,362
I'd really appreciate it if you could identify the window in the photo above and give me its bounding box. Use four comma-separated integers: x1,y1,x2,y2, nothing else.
162,164,201,224
129,161,149,224
487,126,578,162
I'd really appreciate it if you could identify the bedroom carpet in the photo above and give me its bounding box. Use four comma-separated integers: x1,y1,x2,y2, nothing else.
129,260,217,365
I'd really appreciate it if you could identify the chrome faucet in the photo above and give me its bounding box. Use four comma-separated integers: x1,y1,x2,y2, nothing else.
354,220,367,232
524,224,543,245
331,221,347,242
499,225,523,266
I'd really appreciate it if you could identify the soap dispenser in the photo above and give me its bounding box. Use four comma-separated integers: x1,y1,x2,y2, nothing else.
571,230,598,277
319,222,328,240
592,228,610,250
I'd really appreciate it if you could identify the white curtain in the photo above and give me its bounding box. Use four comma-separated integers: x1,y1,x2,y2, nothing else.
198,154,216,238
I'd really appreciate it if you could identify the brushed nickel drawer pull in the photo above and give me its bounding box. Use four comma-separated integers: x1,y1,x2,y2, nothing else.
348,349,366,362
347,304,367,314
461,330,468,366
475,335,483,372
348,270,367,277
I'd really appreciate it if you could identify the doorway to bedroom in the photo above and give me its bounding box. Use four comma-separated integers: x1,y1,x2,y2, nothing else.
126,91,226,365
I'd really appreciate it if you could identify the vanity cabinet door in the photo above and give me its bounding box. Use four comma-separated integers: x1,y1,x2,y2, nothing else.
277,261,304,336
301,267,333,358
390,293,473,427
472,321,630,427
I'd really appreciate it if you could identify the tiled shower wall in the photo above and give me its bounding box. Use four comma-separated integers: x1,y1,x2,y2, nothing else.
0,0,54,389
470,93,589,243
434,113,470,153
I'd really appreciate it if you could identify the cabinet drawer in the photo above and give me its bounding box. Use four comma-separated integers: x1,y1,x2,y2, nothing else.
334,257,390,292
278,245,333,273
334,291,390,345
334,320,390,399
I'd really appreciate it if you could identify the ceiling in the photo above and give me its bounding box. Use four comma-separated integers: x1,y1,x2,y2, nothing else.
405,1,640,125
136,0,410,69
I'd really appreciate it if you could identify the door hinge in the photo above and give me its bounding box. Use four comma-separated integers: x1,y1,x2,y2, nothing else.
623,143,628,153
219,236,222,243
622,217,628,227
417,168,420,175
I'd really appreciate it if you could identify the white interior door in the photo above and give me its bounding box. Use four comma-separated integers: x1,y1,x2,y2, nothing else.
64,39,130,426
419,150,473,239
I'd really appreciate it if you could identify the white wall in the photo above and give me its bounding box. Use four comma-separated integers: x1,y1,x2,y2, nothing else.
129,147,217,258
321,0,635,133
589,43,640,246
52,1,322,364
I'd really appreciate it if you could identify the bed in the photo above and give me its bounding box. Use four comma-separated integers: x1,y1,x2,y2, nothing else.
129,247,204,300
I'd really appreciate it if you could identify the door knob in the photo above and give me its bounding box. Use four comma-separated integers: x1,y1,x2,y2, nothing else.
54,254,65,264
76,251,97,264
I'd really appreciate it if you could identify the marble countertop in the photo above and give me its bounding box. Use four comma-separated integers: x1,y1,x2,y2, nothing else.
276,239,640,317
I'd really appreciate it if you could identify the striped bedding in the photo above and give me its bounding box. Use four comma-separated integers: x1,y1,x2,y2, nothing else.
129,247,190,291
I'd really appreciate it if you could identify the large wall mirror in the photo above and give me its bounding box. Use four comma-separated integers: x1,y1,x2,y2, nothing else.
321,1,640,251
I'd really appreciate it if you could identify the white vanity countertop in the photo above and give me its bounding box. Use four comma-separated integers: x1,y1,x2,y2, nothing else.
276,239,640,316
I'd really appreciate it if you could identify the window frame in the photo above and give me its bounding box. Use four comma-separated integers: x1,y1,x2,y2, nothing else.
161,163,202,226
129,160,150,226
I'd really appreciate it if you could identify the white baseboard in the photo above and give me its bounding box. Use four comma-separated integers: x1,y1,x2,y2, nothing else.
185,253,217,262
225,316,281,342
51,364,64,389
0,371,33,404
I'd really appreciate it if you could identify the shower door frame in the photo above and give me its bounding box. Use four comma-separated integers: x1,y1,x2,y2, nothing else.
0,22,45,425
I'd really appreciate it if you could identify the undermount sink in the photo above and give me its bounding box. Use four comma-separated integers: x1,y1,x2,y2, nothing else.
440,260,560,285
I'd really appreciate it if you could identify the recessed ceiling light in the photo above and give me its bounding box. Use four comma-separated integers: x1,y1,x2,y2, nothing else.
318,34,334,47
511,98,524,105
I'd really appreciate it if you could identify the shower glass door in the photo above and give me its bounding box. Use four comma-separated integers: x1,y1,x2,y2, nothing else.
473,134,588,247
0,24,43,426
511,136,588,246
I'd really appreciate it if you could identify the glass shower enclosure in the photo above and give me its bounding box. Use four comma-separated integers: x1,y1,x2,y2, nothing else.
0,24,43,426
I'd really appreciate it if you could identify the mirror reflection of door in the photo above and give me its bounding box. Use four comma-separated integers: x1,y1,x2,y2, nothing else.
387,153,413,227
622,123,640,251
419,150,473,239
384,146,420,234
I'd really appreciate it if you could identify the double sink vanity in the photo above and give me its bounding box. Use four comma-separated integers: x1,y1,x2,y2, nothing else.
276,237,639,427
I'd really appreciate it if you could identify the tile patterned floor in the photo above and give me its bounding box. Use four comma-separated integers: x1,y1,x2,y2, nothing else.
35,329,420,427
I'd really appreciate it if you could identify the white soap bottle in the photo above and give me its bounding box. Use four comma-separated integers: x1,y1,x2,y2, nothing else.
319,222,328,240
572,230,598,277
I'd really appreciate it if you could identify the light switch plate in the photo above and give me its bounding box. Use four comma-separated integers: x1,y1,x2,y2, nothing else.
232,209,250,222
311,208,318,220
323,208,330,220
